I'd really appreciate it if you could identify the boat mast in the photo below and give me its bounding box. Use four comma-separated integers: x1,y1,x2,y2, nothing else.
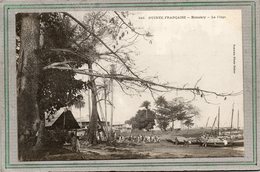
217,106,220,136
237,110,239,130
205,117,210,128
230,103,234,136
211,116,217,133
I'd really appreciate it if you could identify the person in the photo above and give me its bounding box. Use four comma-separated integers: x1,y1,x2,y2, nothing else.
175,137,179,145
223,139,228,146
71,132,80,153
201,135,208,147
75,136,80,152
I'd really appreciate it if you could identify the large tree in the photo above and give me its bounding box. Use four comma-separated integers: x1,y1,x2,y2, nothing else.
17,13,41,160
38,13,87,114
126,101,156,131
16,13,87,160
169,97,199,130
126,110,156,131
155,96,171,131
155,96,199,131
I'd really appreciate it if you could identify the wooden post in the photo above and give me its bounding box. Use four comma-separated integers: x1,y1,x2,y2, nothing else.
79,107,81,128
63,111,66,129
110,79,114,136
104,79,108,133
110,65,116,137
88,89,91,121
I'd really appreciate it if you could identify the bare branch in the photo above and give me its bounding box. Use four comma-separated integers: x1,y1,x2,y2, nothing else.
62,12,140,79
51,12,242,104
43,65,242,98
194,76,203,88
50,48,92,62
43,61,75,68
114,11,148,36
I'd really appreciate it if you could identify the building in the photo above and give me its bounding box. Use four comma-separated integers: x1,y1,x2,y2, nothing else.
77,116,110,129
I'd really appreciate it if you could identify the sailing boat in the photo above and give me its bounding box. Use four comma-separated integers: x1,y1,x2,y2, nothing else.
206,105,244,147
230,109,244,146
206,107,229,147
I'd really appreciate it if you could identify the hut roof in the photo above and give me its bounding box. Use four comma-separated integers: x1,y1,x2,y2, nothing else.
45,107,80,130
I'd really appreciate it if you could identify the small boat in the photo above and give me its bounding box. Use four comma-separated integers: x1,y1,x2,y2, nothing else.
230,139,244,146
206,137,244,147
205,137,229,147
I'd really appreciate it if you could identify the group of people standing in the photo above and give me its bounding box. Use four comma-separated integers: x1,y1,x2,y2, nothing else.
117,134,160,143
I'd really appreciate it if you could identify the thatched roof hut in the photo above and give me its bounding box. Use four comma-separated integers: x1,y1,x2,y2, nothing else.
45,107,80,130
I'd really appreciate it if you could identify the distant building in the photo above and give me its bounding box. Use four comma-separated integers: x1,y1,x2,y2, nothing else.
78,120,109,129
112,124,132,133
79,121,89,129
45,107,80,130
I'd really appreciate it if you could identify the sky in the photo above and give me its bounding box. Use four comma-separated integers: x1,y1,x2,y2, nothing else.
70,10,243,128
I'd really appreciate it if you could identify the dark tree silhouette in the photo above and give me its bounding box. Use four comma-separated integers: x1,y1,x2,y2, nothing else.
128,109,156,131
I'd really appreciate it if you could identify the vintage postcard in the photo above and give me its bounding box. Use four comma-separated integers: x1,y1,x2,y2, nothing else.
0,0,259,171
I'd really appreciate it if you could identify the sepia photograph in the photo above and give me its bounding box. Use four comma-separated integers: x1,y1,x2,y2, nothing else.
15,9,245,161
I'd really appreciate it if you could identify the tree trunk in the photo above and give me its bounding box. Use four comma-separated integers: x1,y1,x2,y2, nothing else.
171,120,175,131
17,13,41,160
79,107,81,127
34,120,45,150
87,63,98,145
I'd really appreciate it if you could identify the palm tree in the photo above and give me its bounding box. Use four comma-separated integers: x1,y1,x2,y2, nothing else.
155,96,168,107
184,118,194,134
141,101,151,118
74,95,85,127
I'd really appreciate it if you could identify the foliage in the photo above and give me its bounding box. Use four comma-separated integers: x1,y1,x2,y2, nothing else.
16,13,88,117
125,116,135,125
73,95,85,109
126,101,156,131
155,96,199,131
154,96,171,131
132,109,156,131
141,100,151,109
43,129,69,148
155,96,168,108
183,118,194,129
156,115,170,131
